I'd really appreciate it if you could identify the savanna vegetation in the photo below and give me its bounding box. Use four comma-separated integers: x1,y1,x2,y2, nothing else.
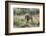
13,8,39,28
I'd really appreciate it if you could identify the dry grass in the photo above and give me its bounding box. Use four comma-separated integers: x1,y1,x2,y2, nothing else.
14,15,39,28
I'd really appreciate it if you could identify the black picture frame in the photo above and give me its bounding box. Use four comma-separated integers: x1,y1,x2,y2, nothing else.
5,1,45,35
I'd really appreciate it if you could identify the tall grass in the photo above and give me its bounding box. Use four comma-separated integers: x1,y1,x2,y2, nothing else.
14,15,39,28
